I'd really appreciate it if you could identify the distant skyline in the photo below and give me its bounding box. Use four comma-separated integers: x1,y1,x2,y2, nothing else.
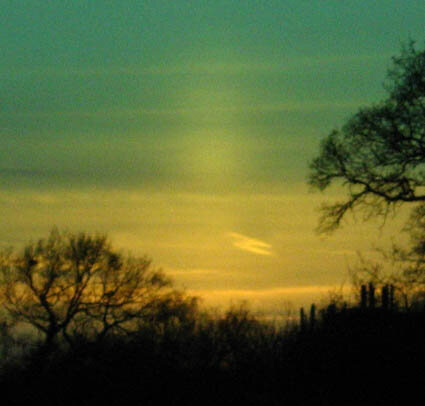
1,1,424,311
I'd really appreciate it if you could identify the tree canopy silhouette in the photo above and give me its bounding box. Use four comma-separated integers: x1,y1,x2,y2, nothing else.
309,41,425,232
0,229,197,349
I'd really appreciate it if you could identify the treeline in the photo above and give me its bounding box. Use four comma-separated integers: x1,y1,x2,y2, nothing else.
0,230,424,405
0,285,424,405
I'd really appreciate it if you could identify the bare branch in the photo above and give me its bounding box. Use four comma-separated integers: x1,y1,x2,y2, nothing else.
309,42,425,232
0,229,198,349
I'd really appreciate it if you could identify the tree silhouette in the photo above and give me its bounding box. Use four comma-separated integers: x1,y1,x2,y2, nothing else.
349,220,425,309
309,41,425,232
0,229,197,350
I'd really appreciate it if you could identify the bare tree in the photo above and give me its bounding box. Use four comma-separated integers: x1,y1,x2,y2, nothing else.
0,229,197,350
309,41,425,232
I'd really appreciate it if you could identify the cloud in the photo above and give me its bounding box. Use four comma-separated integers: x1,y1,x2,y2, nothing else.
191,285,346,300
228,232,273,256
187,285,352,314
0,54,389,78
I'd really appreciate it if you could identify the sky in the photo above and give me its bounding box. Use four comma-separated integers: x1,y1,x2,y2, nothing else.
1,1,424,314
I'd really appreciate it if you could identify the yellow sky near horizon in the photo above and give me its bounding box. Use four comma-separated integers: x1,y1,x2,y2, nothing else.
0,187,410,312
1,1,423,314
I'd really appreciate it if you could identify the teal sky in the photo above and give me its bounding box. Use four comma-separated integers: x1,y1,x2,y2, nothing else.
1,1,424,311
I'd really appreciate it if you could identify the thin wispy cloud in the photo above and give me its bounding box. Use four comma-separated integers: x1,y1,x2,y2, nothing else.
228,232,273,256
0,100,363,120
0,54,390,78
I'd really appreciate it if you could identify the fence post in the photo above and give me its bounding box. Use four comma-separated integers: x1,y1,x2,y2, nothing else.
300,307,307,333
360,284,367,309
382,285,389,310
368,282,375,309
309,304,316,331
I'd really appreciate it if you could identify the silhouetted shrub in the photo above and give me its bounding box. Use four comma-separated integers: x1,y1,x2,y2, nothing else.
0,282,424,405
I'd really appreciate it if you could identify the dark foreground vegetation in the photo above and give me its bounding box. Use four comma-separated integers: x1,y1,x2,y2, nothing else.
0,230,424,405
0,284,424,405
